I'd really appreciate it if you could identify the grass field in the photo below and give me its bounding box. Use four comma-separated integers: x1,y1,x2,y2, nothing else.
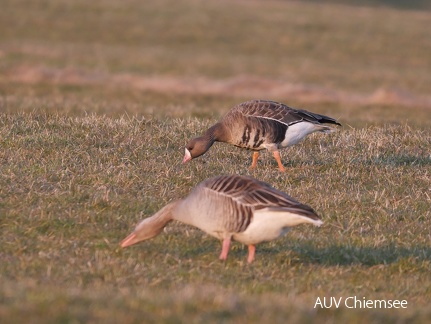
1,0,431,322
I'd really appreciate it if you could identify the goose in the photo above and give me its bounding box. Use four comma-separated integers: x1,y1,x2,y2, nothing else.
183,99,341,171
120,174,322,263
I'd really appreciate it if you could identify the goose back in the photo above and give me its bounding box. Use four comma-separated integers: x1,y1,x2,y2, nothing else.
229,99,341,127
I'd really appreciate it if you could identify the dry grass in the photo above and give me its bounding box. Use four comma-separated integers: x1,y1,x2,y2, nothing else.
1,112,430,322
1,0,431,322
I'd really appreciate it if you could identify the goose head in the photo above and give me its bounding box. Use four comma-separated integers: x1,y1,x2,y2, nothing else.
120,217,164,248
183,136,213,163
120,202,176,247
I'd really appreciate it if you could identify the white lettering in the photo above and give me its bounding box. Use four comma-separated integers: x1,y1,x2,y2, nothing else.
314,297,323,308
374,300,387,308
314,297,343,308
365,299,374,308
355,296,362,308
345,296,354,308
318,296,408,309
322,297,333,308
332,297,342,308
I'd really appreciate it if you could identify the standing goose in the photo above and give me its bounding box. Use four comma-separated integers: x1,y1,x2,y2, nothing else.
120,175,322,263
183,99,341,172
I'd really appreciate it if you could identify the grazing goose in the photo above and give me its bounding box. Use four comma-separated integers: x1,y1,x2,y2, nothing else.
120,174,322,263
183,99,341,171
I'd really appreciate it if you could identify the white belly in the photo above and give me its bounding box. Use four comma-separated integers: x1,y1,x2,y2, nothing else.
280,122,320,147
233,208,322,245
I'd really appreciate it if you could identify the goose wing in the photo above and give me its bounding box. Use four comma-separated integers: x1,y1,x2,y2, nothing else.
200,175,321,233
233,99,341,126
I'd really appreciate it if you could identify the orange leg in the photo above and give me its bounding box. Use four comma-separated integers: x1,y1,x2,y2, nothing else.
219,237,231,261
250,151,259,170
272,150,286,172
247,245,256,263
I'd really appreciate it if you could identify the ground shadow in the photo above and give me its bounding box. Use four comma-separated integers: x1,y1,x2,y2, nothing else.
180,240,431,266
287,242,431,266
304,0,431,10
368,154,431,167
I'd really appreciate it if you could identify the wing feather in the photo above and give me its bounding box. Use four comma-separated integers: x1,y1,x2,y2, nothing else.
201,175,321,233
231,99,341,126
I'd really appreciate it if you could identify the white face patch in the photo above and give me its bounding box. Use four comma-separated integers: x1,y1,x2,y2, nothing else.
183,148,192,163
